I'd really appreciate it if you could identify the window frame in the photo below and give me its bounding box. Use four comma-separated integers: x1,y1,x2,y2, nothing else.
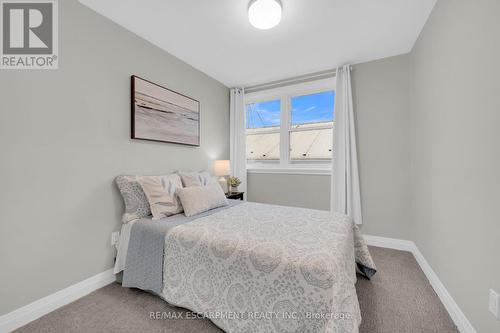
245,78,336,174
245,97,282,161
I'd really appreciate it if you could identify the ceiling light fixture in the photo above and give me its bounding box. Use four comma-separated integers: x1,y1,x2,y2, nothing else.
248,0,282,30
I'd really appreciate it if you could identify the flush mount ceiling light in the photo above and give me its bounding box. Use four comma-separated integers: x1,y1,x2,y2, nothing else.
248,0,282,30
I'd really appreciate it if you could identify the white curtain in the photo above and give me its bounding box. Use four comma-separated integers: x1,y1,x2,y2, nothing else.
229,88,247,197
331,65,362,224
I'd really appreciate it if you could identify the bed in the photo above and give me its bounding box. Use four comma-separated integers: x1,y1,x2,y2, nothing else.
115,200,376,333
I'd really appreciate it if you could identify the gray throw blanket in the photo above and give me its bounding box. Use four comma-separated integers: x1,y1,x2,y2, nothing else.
122,200,243,294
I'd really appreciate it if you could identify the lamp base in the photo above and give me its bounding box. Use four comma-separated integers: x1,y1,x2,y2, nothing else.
218,176,228,193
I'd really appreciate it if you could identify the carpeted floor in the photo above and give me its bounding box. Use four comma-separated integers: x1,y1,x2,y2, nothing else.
15,247,459,333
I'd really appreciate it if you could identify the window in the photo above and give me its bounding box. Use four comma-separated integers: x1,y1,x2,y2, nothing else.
246,99,280,161
290,91,334,160
245,78,335,172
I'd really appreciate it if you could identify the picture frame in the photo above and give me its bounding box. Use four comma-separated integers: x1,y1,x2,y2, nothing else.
131,75,200,146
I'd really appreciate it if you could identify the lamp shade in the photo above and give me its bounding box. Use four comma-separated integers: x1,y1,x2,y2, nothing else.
214,160,230,176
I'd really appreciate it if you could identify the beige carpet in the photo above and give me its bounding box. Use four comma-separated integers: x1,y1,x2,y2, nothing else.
15,247,459,333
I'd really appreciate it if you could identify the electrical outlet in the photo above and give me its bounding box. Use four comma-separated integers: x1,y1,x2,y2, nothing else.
489,289,500,319
111,231,120,247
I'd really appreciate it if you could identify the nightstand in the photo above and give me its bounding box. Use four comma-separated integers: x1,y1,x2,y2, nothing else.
226,192,244,200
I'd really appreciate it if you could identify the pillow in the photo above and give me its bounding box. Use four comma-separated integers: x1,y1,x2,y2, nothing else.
137,174,184,220
178,171,214,187
115,175,152,223
177,182,228,217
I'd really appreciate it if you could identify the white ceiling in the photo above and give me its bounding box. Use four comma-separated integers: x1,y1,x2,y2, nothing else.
79,0,436,87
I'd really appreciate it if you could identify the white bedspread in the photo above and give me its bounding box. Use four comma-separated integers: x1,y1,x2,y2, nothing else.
161,202,375,333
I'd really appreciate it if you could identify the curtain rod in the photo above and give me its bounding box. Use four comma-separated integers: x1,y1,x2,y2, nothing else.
244,68,338,94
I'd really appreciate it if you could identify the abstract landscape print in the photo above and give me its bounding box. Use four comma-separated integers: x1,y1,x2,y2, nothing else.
132,76,200,146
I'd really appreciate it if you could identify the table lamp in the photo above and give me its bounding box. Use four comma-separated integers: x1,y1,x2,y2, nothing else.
214,160,230,193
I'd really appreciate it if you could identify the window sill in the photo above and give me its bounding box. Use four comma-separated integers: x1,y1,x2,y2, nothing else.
247,168,331,175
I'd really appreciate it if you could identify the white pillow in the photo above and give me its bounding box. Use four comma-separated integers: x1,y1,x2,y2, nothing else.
177,182,228,217
137,174,183,220
178,171,214,187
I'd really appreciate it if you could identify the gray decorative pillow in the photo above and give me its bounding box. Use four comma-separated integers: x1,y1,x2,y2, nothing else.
178,171,214,187
137,174,184,220
115,175,152,223
177,182,228,217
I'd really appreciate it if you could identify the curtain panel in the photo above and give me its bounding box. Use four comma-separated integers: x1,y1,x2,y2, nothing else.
229,88,247,197
331,66,362,224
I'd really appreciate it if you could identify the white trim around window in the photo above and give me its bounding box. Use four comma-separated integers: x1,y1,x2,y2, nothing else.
245,77,336,173
247,168,331,175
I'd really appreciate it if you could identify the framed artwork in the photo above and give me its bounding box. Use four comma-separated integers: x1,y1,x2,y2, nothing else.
131,75,200,146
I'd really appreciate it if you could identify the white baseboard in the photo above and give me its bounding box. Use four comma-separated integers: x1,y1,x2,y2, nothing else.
0,269,116,333
364,234,477,333
363,234,415,252
411,246,477,333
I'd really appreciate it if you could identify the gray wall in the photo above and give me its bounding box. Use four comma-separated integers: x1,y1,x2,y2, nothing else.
410,0,500,332
0,0,229,315
353,55,411,239
247,173,331,210
248,54,411,239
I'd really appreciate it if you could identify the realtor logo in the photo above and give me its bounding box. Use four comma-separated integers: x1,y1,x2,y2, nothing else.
1,0,58,69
